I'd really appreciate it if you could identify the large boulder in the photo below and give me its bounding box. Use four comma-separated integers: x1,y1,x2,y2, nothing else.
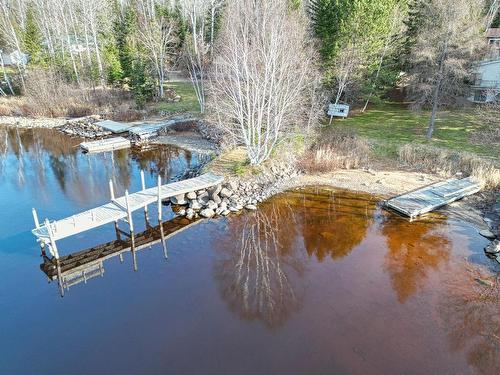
186,191,197,200
171,194,187,205
220,188,233,198
200,208,215,218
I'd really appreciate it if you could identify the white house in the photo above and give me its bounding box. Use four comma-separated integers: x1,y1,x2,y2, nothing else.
470,28,500,103
0,50,28,67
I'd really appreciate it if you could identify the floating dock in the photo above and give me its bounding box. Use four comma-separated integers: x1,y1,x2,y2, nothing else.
80,137,131,153
385,176,481,219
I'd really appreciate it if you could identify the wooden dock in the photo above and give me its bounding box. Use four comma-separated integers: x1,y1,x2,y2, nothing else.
385,176,481,219
41,216,202,293
80,137,131,153
31,172,223,255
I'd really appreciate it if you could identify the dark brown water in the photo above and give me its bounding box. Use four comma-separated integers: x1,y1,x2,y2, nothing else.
0,127,499,375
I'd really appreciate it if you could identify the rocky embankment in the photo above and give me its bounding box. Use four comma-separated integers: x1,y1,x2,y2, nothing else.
58,117,110,138
170,163,300,220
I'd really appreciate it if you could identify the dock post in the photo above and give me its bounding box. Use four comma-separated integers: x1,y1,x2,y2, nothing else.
141,170,149,216
157,175,162,222
32,208,40,228
159,220,167,259
109,179,115,201
125,190,137,272
44,219,59,260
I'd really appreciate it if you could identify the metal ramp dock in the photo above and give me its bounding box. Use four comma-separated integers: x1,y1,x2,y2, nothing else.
31,172,223,251
385,176,481,219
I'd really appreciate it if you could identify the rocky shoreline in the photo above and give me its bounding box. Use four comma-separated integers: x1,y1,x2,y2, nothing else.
169,162,300,219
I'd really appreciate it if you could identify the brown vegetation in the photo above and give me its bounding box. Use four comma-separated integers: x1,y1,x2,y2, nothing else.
298,128,370,173
399,143,500,188
0,70,132,118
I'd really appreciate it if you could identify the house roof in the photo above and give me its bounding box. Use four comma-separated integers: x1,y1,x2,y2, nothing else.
487,28,500,38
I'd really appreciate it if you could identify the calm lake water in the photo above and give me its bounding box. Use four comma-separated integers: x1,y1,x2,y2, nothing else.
0,127,498,375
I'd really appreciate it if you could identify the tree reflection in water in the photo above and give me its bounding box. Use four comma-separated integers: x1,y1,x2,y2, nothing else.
215,202,304,328
381,215,450,303
294,189,374,261
0,127,203,206
440,265,500,374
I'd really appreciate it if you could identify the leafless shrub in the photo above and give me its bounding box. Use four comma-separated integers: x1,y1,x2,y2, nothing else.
110,104,143,122
399,143,500,188
299,129,370,173
209,0,317,165
471,98,500,147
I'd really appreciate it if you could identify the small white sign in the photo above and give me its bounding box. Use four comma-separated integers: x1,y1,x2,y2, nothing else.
328,104,350,118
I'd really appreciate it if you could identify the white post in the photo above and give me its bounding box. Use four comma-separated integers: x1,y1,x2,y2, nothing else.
125,190,134,232
140,170,146,190
109,179,115,201
32,208,40,228
157,175,162,222
44,218,59,260
141,170,148,216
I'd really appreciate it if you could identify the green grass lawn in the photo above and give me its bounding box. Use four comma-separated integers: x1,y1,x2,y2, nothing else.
334,102,498,160
152,81,201,114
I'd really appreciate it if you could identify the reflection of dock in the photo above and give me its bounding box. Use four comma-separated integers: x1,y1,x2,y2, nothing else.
41,216,202,294
80,137,131,153
385,177,481,220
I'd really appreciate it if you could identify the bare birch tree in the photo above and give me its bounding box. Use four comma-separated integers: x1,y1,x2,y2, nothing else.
209,0,316,165
407,0,485,139
136,0,177,98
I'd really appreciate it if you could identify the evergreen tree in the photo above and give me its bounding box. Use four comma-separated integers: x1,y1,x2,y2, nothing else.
130,59,155,109
114,4,136,85
310,0,405,102
23,5,45,66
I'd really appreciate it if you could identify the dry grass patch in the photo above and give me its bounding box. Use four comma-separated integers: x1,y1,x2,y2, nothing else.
299,128,370,173
399,143,500,189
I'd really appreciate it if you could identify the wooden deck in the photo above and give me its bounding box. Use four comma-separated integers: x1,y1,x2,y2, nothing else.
31,172,223,253
80,137,131,153
385,177,481,219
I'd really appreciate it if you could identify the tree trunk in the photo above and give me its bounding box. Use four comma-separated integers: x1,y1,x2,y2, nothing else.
427,82,440,139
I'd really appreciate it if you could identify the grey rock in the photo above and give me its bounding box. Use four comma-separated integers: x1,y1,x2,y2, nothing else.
485,239,500,255
197,189,207,196
221,210,230,216
226,181,239,191
198,194,210,205
207,200,218,210
190,200,202,210
178,208,186,216
208,184,222,196
212,194,222,205
171,194,187,205
220,188,233,198
200,208,215,218
218,202,228,211
245,204,257,210
229,206,240,212
186,191,197,200
479,229,496,240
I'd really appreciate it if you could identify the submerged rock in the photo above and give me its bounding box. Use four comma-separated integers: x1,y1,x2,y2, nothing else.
484,239,500,255
479,229,496,240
